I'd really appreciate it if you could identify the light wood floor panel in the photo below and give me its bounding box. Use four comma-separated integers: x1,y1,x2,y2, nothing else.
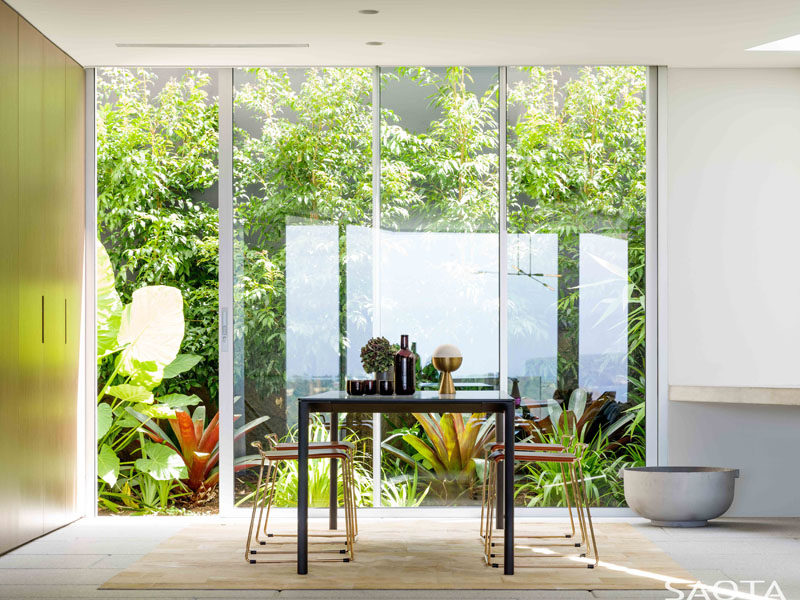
101,519,695,591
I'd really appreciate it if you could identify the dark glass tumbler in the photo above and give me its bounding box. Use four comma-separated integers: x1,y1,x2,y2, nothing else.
347,380,364,396
378,380,394,395
361,379,376,395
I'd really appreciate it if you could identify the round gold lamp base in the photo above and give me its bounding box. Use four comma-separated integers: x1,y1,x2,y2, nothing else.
432,355,462,395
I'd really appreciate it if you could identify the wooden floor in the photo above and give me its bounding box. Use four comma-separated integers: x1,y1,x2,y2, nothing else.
101,518,696,591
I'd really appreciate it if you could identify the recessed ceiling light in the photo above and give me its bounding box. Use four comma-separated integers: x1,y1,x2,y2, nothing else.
358,9,379,14
366,41,384,46
115,42,309,49
747,34,800,51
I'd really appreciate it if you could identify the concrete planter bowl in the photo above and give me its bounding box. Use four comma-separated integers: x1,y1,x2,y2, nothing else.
622,467,739,527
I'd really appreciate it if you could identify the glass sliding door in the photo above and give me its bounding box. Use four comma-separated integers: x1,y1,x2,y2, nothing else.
379,67,500,506
94,64,650,515
507,66,647,507
232,68,375,507
95,68,220,513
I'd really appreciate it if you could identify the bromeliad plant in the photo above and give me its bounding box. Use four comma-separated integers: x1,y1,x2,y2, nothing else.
382,412,495,500
96,239,264,510
128,405,268,502
515,388,639,507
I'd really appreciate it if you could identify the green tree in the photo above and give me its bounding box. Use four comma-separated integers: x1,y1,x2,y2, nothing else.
96,68,220,405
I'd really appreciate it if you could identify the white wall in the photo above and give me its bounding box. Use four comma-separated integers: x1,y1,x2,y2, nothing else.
667,68,800,516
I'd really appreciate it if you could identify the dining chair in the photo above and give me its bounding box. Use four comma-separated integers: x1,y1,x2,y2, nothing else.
244,440,356,564
271,438,359,538
479,440,583,546
481,444,599,569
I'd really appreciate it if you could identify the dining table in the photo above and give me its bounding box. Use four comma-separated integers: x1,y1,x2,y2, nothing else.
296,390,516,575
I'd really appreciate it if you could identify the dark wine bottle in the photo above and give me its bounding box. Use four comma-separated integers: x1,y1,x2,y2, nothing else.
394,334,416,395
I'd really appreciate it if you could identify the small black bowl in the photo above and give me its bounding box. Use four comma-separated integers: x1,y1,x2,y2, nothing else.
347,380,364,396
378,380,394,395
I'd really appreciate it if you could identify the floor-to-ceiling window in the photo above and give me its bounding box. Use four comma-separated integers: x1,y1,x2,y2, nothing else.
95,68,221,512
379,67,500,506
95,65,648,513
232,68,375,507
507,67,647,507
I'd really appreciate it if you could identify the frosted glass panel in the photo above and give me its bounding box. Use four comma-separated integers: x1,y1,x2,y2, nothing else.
380,230,499,378
285,221,340,382
579,233,629,403
346,224,374,378
507,233,558,401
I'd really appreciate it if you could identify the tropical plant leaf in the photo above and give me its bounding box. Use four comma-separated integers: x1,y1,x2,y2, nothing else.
232,415,270,443
124,407,177,451
162,353,203,379
172,410,198,462
188,451,211,487
135,442,187,481
379,442,435,479
107,384,154,404
96,240,122,360
402,434,446,477
569,388,588,421
547,399,563,432
197,412,220,453
412,413,448,462
133,403,177,420
117,285,184,374
98,444,120,487
113,403,141,428
97,403,112,439
121,358,165,390
438,413,460,472
156,394,202,409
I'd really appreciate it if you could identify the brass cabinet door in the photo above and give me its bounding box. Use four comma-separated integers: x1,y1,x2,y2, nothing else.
17,17,46,545
0,0,22,556
2,9,85,554
42,38,67,534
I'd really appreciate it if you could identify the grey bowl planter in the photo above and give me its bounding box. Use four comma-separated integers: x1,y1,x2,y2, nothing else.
622,466,739,527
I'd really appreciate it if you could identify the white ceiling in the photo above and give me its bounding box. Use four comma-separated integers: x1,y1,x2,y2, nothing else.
8,0,800,68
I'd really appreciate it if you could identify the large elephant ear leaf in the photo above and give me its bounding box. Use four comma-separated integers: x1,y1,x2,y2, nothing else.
97,403,112,439
162,354,202,380
98,444,120,487
117,286,185,375
96,240,123,360
135,442,187,481
569,388,588,421
547,399,563,434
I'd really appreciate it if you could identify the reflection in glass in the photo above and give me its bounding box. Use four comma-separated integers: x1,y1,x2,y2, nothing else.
232,67,374,507
507,66,647,507
379,67,499,506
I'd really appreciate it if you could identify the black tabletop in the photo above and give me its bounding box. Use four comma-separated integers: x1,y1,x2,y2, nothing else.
298,390,514,413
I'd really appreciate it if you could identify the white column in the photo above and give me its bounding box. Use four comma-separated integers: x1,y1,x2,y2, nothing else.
371,66,382,508
498,67,508,395
81,68,97,517
217,68,235,514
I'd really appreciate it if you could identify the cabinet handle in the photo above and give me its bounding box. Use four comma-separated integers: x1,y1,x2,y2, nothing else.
41,295,44,344
64,298,67,344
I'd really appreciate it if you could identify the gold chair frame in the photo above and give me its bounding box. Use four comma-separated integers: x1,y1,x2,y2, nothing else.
245,441,356,564
481,446,599,569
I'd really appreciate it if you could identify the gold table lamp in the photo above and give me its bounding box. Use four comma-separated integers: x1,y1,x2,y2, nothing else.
432,344,463,395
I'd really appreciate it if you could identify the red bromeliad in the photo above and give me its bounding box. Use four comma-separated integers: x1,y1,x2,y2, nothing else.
132,407,268,497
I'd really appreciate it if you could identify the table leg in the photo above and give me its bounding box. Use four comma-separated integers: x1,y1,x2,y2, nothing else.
329,411,338,530
297,402,309,575
495,410,504,530
504,404,515,575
